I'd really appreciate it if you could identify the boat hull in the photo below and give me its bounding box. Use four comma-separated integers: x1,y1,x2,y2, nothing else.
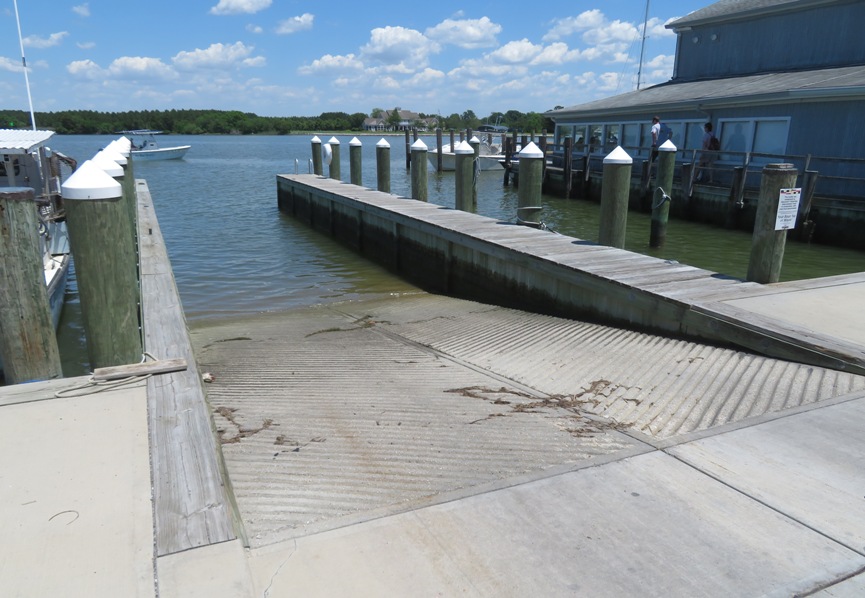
131,145,190,161
428,152,504,171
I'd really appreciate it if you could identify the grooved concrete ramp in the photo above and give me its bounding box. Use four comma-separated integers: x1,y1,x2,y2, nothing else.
191,292,865,550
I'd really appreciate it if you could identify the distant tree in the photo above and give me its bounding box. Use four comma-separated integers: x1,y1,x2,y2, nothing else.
386,108,402,129
349,112,367,130
371,107,383,118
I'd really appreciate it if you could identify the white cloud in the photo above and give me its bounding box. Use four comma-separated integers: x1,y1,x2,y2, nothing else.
298,53,364,75
0,56,23,73
361,26,438,72
246,24,263,34
425,17,501,49
406,68,446,87
276,13,314,35
487,39,543,64
172,42,264,70
543,9,605,41
72,3,90,17
77,41,96,49
530,42,582,65
209,0,271,16
67,56,177,81
23,32,69,49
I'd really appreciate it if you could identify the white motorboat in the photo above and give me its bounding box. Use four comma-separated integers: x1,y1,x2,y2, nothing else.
123,129,190,161
429,141,505,171
0,128,74,373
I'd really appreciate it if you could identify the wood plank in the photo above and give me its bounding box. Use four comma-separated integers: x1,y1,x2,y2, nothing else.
92,358,188,381
137,181,236,556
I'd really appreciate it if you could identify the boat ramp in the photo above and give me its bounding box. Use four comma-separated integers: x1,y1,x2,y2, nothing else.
1,175,865,595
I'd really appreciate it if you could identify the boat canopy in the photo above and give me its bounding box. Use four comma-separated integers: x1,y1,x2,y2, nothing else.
0,129,55,154
117,129,164,135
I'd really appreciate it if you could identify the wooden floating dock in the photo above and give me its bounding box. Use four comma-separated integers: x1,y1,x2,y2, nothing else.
277,174,865,375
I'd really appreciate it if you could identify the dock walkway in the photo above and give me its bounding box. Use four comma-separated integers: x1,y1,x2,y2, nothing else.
2,176,865,595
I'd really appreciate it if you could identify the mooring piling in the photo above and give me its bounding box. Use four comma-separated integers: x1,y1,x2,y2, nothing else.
411,139,428,202
747,163,798,283
349,137,362,187
650,140,677,248
598,146,633,248
327,137,341,181
311,136,323,176
376,138,391,194
517,142,544,227
469,136,481,211
62,160,142,369
454,140,475,212
0,188,63,383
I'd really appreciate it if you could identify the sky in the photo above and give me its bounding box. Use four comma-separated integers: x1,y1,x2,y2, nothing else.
1,0,712,119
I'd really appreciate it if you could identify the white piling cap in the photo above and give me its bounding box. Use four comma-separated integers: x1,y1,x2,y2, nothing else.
349,137,362,146
311,135,321,143
113,137,132,154
376,138,390,148
328,136,340,145
96,147,127,166
454,140,474,154
469,136,480,143
61,160,123,200
90,152,124,177
659,139,677,152
519,141,544,159
411,139,428,151
604,146,633,165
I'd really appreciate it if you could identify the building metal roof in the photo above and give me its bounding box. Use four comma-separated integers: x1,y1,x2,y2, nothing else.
0,129,55,154
669,0,848,30
548,64,865,120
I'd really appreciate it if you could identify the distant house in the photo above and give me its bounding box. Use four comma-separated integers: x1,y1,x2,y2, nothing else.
362,110,437,132
548,0,865,197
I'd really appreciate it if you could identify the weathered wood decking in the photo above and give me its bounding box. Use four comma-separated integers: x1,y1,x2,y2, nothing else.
137,180,237,555
277,174,865,375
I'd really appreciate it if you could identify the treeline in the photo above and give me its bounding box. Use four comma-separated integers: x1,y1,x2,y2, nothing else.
0,108,554,135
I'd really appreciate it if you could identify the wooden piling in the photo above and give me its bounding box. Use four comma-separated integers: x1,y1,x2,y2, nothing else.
411,139,428,202
517,143,544,226
563,137,573,199
469,136,480,211
797,169,819,242
349,137,362,187
747,163,798,283
650,141,676,248
327,137,341,181
0,188,63,383
726,166,745,228
404,130,411,170
62,161,142,369
598,147,633,249
435,128,443,173
376,138,391,193
311,136,323,176
454,141,474,212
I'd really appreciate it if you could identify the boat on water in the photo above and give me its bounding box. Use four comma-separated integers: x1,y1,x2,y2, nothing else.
0,128,74,373
429,140,505,171
122,129,191,161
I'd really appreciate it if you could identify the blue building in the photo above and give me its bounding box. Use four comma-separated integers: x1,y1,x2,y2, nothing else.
547,0,865,248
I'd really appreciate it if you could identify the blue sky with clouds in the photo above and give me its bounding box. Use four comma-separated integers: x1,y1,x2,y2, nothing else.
1,0,711,118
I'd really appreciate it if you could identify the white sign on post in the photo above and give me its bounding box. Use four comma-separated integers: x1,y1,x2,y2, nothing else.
775,188,801,230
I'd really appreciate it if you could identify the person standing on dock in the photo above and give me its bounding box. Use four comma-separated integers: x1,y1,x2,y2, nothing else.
651,116,661,161
696,122,719,182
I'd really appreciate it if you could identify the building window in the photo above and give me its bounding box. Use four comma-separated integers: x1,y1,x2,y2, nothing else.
718,118,790,162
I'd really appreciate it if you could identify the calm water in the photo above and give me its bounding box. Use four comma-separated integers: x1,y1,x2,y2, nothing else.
49,134,864,376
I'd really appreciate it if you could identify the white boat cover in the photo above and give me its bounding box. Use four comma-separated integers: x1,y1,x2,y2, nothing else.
0,129,55,154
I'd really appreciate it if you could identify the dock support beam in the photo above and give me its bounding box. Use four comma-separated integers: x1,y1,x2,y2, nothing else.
0,188,63,383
